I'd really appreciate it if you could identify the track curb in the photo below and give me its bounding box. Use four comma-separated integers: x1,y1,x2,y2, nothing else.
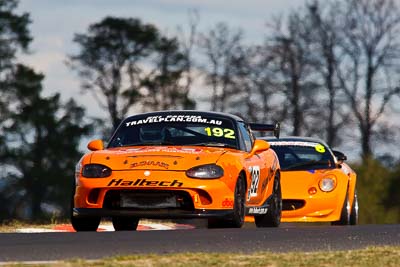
15,222,195,233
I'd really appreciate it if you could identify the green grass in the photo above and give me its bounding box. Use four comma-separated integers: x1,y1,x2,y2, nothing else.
3,246,400,267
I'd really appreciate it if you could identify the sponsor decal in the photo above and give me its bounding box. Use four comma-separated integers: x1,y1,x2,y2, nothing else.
131,160,169,169
247,166,260,200
248,207,268,214
269,141,327,153
269,141,320,147
221,198,234,208
107,178,183,187
128,147,201,154
315,144,326,153
125,115,223,126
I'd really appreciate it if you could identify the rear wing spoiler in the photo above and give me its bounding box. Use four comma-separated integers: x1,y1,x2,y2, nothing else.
249,122,280,138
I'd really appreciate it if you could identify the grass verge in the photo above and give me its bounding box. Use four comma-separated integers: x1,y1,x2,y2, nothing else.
2,246,399,267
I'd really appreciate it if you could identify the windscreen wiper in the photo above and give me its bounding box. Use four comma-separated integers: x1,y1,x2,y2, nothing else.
191,142,237,149
284,160,331,171
122,141,174,146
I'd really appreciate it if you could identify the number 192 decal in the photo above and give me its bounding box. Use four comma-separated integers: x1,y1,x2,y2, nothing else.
204,127,235,139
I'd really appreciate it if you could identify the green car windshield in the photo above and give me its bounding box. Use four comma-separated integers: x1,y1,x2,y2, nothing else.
108,115,238,149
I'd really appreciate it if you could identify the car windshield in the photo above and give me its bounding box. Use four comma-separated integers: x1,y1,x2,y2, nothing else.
269,141,335,171
108,114,238,149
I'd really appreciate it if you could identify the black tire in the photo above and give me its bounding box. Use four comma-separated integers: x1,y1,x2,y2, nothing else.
208,175,246,228
112,216,140,231
71,216,101,232
331,191,351,225
70,183,101,232
254,172,282,227
350,190,359,225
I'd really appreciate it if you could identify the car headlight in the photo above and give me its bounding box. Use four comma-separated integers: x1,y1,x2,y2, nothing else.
319,177,336,192
186,164,224,179
82,164,112,178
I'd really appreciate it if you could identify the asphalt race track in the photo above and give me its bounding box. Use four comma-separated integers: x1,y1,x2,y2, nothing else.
0,224,399,262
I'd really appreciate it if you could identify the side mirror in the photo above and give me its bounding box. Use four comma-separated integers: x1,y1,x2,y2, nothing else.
332,150,347,162
247,139,270,158
87,139,104,151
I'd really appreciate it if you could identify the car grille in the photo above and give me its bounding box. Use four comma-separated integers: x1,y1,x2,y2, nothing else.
282,199,306,210
103,190,195,211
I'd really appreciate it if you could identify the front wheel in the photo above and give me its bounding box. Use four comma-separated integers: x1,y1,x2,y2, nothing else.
254,172,282,227
71,216,101,232
350,190,359,225
208,175,246,228
70,182,100,231
112,216,140,231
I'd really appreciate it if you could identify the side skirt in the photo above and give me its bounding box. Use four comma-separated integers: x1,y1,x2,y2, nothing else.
246,195,273,216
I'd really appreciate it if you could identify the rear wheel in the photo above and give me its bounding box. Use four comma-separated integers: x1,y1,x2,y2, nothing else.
254,172,282,227
112,216,140,231
350,190,359,225
208,175,246,228
331,191,351,225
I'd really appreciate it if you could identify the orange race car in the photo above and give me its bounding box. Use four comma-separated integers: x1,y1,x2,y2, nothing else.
71,110,282,231
259,137,358,225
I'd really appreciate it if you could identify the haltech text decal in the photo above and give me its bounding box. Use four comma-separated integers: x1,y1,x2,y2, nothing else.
107,178,183,187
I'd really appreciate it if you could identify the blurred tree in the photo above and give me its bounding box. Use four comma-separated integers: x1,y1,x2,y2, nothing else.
227,44,280,123
68,17,158,130
0,0,31,131
0,0,31,71
0,0,32,220
175,9,200,110
198,22,244,112
69,16,194,131
229,45,264,122
267,13,321,136
352,156,398,224
140,36,188,111
384,162,400,222
305,1,351,147
335,0,400,159
0,65,90,221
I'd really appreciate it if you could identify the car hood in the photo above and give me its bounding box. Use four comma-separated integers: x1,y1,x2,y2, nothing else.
89,146,228,171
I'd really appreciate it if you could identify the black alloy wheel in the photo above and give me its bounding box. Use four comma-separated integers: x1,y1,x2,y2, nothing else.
254,172,282,227
208,175,246,228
